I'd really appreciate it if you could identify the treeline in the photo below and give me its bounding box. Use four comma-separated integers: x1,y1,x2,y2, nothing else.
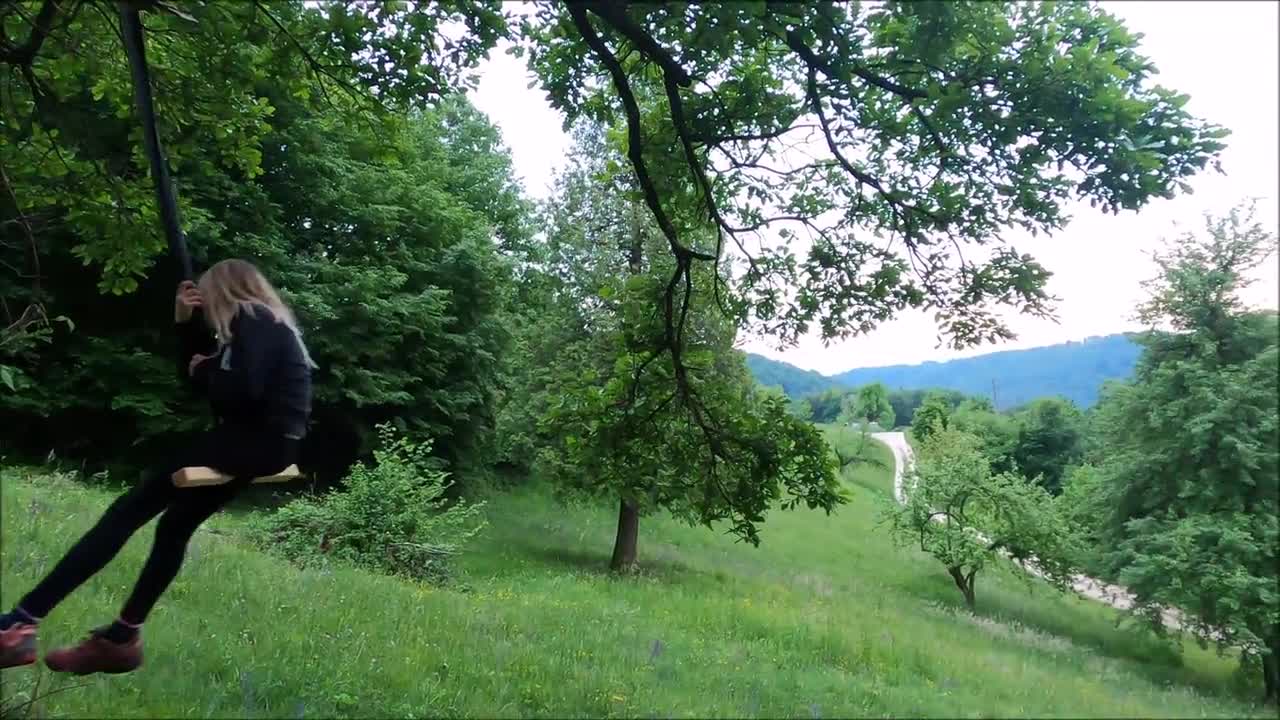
891,208,1278,699
789,382,1086,495
0,3,532,484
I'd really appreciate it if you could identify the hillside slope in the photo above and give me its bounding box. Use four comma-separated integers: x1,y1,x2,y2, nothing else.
0,459,1264,718
748,333,1142,409
744,353,841,397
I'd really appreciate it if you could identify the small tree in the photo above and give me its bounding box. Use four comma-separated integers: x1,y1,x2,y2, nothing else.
910,392,952,441
1012,397,1085,494
887,428,1076,610
840,382,896,428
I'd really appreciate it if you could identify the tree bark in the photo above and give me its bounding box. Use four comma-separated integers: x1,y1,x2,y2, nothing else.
606,202,646,574
610,498,640,572
948,566,976,611
1263,651,1276,704
1262,632,1279,704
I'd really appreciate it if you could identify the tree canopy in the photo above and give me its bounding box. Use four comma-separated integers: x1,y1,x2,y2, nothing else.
501,124,842,569
0,2,1240,587
887,426,1076,610
1082,205,1279,700
4,2,1227,456
521,1,1227,353
1,2,529,477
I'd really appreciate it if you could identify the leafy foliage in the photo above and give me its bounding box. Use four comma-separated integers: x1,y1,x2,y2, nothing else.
948,398,1018,474
910,392,953,442
2,1,1222,489
1079,205,1280,699
0,0,528,477
1054,463,1112,576
840,382,895,428
1010,397,1084,493
251,424,487,583
501,125,843,566
886,428,1076,610
884,387,968,429
522,1,1226,359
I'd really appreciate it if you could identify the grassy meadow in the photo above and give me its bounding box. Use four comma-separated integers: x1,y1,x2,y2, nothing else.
0,428,1268,718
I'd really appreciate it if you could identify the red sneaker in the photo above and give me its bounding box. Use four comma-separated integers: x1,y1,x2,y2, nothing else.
44,627,143,675
0,623,38,669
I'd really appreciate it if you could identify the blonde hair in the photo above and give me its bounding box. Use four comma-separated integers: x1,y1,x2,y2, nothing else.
197,259,317,368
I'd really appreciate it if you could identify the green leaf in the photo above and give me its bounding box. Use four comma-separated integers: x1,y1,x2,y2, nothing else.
0,366,16,392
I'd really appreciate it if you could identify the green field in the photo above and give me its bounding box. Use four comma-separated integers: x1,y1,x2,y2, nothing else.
0,432,1267,718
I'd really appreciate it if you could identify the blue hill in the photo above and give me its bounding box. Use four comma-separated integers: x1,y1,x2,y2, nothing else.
747,333,1143,410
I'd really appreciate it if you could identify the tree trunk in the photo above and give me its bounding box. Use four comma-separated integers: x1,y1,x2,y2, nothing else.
1263,640,1279,704
610,498,639,572
948,567,976,611
607,202,645,575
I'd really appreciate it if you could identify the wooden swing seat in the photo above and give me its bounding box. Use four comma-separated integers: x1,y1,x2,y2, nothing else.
171,464,303,488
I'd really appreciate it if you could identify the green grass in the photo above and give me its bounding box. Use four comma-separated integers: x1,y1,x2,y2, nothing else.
0,447,1269,718
820,424,896,497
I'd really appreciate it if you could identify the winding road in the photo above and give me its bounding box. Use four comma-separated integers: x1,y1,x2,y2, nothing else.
870,430,1187,628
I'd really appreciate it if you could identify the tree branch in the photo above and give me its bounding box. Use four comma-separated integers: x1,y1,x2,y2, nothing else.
567,4,713,264
778,22,926,100
0,160,40,292
0,0,63,65
252,0,378,112
583,1,691,87
802,65,943,242
698,123,817,145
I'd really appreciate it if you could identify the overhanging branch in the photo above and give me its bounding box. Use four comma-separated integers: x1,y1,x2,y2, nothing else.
0,0,64,65
566,4,713,264
584,2,691,87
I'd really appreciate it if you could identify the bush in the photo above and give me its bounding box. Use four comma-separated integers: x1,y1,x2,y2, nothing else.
251,424,486,583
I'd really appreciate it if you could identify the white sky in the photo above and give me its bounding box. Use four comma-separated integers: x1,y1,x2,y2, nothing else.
469,1,1280,375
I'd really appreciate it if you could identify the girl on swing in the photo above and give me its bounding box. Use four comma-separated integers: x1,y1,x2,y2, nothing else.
0,259,313,675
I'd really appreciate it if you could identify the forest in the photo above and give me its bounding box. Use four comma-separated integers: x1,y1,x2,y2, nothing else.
0,0,1276,715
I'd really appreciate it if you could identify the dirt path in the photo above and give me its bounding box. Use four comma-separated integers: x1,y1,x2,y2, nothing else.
870,430,1187,628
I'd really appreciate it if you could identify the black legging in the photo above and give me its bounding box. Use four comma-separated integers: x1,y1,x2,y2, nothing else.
18,425,297,625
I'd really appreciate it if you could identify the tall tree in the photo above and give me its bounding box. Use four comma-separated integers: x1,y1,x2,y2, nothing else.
522,0,1226,399
1,0,528,476
1088,205,1279,700
501,125,843,570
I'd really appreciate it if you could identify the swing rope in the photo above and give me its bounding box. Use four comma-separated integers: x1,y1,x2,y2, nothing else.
118,3,193,282
117,4,301,488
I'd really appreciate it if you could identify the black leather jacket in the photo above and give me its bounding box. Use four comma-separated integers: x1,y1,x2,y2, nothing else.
177,304,312,439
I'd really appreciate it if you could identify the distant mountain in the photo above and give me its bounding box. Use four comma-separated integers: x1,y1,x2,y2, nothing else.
747,333,1143,410
745,354,842,398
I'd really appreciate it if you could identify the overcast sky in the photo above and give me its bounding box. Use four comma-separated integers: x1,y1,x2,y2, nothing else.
469,1,1279,375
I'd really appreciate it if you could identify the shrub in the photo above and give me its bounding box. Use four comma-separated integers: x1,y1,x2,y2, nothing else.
251,424,486,583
